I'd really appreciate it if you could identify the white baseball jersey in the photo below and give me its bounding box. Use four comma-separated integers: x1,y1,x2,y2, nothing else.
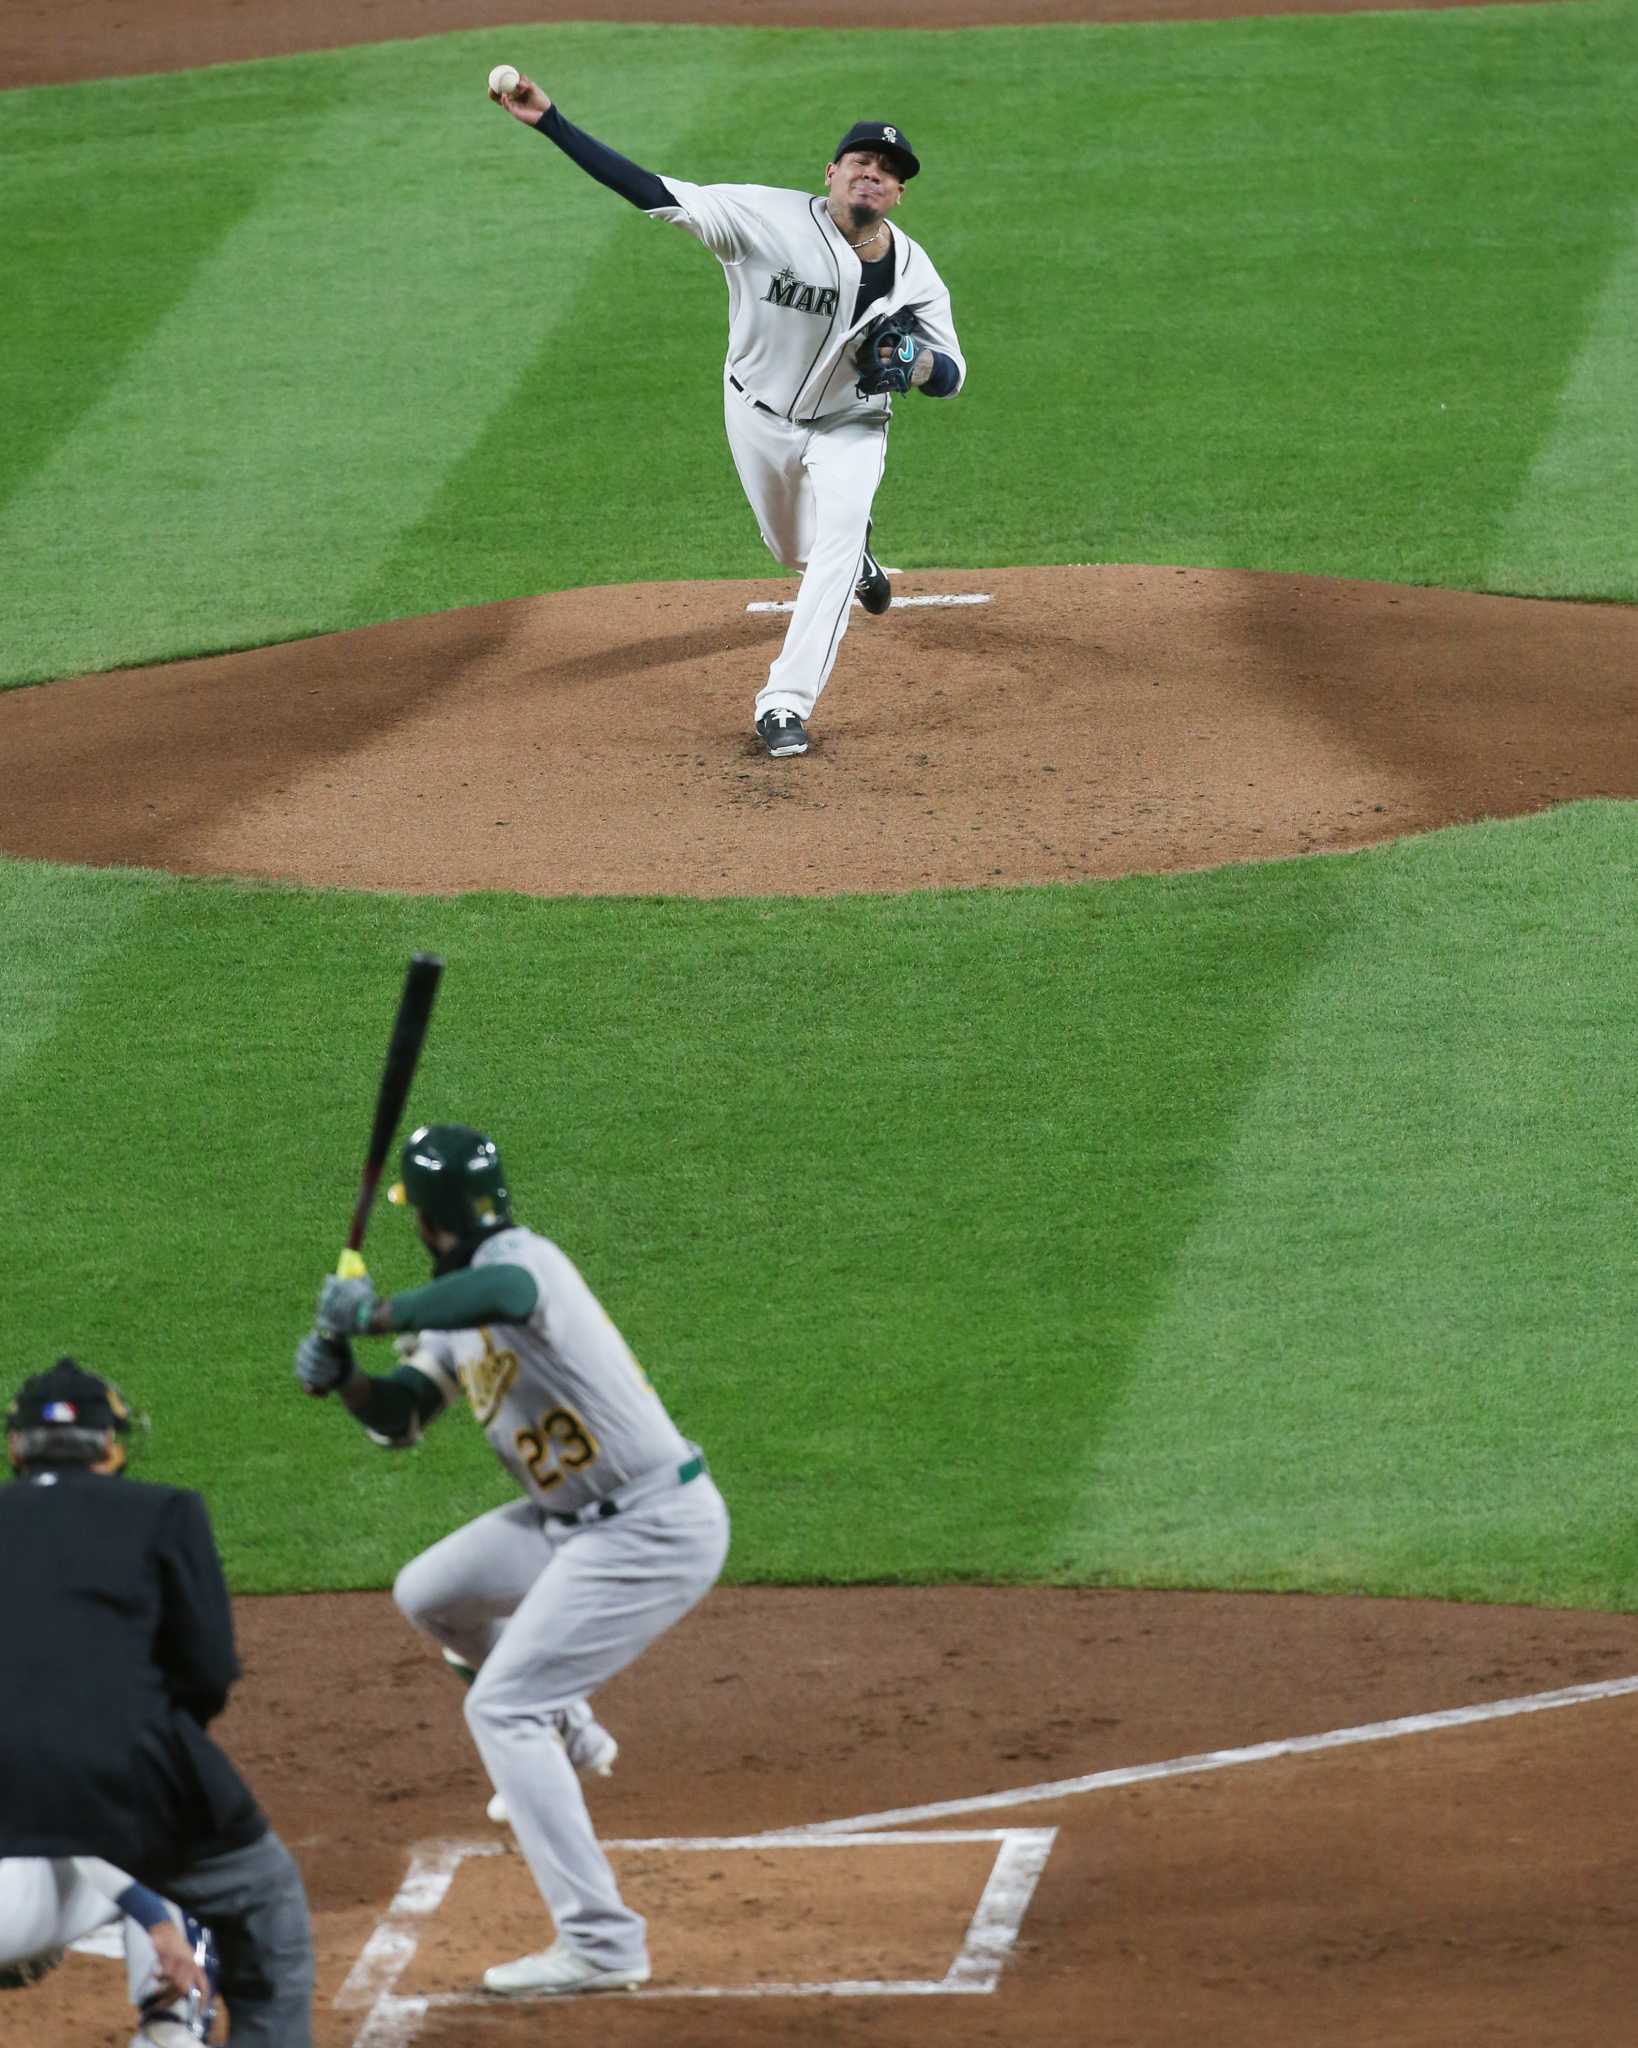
0,1856,183,2014
401,1227,695,1514
0,1855,124,1963
648,180,967,422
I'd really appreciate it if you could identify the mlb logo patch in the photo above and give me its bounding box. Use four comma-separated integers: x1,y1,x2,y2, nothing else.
43,1401,78,1422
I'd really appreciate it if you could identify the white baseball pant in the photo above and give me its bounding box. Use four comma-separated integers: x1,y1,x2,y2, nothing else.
724,374,890,722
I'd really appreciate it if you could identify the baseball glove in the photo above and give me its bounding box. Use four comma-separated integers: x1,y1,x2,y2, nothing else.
854,313,924,396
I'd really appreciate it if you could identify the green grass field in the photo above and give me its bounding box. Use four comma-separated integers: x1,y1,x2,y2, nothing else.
2,2,1635,687
7,801,1637,1605
5,6,1635,1612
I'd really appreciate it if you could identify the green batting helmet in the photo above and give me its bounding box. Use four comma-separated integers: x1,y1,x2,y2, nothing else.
389,1123,513,1235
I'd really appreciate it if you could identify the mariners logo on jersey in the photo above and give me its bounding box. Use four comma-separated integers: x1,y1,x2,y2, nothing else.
764,266,840,317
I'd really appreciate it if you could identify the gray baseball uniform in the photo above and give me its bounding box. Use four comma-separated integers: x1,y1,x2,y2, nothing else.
352,1227,728,1974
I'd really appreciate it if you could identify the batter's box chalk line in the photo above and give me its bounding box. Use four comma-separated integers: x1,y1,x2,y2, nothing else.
334,1669,1638,2043
337,1828,1056,2043
786,1669,1638,1836
746,592,992,613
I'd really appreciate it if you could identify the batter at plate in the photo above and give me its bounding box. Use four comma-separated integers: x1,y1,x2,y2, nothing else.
297,1123,730,1999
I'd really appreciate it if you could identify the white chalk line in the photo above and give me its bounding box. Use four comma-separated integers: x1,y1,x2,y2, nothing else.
335,1840,501,2013
341,1827,1053,2039
787,1671,1638,1836
746,592,992,613
340,1669,1638,2042
371,1981,988,2007
945,1829,1055,1990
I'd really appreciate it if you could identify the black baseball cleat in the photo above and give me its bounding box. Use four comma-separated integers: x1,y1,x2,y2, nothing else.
756,708,809,757
855,524,891,615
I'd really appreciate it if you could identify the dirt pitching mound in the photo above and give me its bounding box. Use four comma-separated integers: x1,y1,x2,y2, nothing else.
4,563,1635,897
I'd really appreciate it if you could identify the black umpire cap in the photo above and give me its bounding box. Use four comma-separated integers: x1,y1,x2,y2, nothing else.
7,1356,136,1468
834,120,919,181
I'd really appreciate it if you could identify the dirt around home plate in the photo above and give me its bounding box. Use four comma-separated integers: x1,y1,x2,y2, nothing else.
19,1590,1638,2046
7,1,1638,2044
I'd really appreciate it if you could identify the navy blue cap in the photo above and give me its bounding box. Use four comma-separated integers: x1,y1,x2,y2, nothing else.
833,121,919,181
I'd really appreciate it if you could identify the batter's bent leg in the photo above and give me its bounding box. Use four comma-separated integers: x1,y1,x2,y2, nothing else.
393,1499,551,1670
463,1479,730,1971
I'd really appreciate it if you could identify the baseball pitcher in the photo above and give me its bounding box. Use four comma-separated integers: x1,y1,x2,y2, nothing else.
296,1123,730,1998
492,78,967,758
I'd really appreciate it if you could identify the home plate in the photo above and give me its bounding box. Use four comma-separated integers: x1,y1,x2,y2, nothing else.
746,593,992,614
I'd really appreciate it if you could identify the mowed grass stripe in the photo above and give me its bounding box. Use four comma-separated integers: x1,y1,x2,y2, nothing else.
5,803,1633,1600
1064,801,1638,1610
0,861,151,1086
7,5,1638,689
701,868,1341,1583
0,32,698,686
347,29,788,618
1051,0,1638,598
0,69,318,521
1484,195,1638,601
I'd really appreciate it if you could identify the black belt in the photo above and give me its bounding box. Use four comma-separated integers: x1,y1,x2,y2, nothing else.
730,374,821,427
545,1453,706,1528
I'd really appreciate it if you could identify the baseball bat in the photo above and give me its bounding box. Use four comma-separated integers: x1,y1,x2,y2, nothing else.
338,951,444,1278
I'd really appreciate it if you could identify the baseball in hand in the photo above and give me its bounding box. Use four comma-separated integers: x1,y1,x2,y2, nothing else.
488,63,521,96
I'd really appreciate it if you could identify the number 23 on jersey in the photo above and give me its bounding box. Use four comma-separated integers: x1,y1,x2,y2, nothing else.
514,1404,599,1490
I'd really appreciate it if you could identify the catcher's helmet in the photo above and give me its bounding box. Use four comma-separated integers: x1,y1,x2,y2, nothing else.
390,1123,512,1235
7,1356,136,1473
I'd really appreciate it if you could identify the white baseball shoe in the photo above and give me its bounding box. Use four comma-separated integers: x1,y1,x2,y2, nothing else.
482,1939,650,1996
130,2018,203,2047
486,1709,619,1825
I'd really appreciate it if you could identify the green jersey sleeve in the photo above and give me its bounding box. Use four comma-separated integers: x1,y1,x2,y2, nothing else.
384,1261,539,1333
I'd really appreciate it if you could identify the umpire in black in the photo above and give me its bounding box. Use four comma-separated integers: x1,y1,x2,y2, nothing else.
0,1358,314,2043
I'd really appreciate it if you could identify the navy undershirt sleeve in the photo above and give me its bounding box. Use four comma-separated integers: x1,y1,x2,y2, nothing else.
114,1880,172,1934
921,351,960,398
534,106,674,211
